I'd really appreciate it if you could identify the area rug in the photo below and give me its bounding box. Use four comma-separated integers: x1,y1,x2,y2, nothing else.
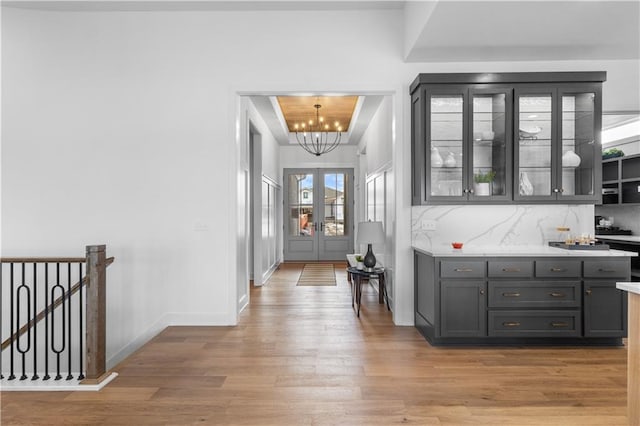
296,263,336,286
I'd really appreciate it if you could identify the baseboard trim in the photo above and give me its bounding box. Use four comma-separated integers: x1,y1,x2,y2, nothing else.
107,312,233,369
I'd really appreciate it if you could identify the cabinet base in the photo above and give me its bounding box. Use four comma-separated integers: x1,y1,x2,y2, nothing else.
415,314,623,346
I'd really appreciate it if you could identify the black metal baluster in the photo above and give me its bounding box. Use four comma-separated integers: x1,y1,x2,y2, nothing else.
78,263,85,380
43,263,50,381
17,263,31,380
52,263,64,380
9,263,15,380
32,263,39,380
66,263,73,380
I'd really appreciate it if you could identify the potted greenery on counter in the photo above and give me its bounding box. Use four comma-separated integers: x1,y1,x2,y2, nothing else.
473,170,496,196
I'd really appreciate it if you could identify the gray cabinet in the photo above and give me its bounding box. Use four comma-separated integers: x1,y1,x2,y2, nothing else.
583,259,630,337
441,281,486,337
410,72,606,205
414,250,630,345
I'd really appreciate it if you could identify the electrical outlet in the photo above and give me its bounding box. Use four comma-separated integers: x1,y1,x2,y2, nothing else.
423,220,437,231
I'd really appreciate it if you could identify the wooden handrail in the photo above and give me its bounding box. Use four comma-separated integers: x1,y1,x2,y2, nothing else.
0,257,87,263
0,256,114,352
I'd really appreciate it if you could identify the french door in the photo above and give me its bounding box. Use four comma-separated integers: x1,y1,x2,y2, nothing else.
283,168,354,261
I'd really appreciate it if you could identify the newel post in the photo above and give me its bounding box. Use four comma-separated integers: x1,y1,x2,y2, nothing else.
85,244,107,381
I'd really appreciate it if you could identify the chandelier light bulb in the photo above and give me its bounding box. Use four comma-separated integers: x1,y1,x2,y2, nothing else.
293,102,343,156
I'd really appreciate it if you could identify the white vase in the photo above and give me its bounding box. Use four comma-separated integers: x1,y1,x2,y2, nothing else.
356,262,364,270
474,182,491,196
562,150,581,168
519,171,534,196
431,147,443,167
444,152,456,167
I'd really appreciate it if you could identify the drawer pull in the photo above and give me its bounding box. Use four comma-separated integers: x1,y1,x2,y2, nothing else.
502,292,521,297
549,292,566,298
551,322,569,328
503,321,521,327
598,268,616,273
550,268,566,272
502,268,521,273
586,289,592,296
454,268,474,272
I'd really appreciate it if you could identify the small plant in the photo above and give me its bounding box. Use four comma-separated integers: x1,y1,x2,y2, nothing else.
355,255,363,262
474,170,496,183
602,148,624,159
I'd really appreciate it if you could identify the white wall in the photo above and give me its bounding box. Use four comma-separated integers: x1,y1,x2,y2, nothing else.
279,145,358,170
2,6,639,362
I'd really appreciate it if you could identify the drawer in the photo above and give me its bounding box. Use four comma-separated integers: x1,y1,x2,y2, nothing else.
488,281,580,308
440,261,485,278
488,261,534,278
583,260,629,278
488,310,581,337
535,260,581,278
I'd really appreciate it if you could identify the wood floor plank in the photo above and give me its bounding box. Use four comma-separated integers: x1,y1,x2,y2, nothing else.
0,262,630,424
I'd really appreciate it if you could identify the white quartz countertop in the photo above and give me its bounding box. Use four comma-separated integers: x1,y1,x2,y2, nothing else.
413,245,638,257
596,235,640,244
617,282,640,295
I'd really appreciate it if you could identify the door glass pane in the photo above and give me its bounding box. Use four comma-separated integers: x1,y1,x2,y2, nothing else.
323,172,347,236
561,93,595,196
288,173,314,237
431,95,463,196
518,95,552,197
472,94,506,196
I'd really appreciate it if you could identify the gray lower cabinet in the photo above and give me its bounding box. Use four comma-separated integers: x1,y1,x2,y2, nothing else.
414,251,630,345
441,281,486,337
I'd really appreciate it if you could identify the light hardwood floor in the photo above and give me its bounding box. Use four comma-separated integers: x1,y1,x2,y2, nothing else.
1,262,629,425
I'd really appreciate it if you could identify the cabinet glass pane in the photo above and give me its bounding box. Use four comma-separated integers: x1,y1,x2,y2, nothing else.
288,173,314,237
430,95,463,196
472,94,506,196
561,93,596,196
518,95,552,197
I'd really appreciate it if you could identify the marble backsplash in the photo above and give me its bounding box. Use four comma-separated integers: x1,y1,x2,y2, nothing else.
412,204,595,252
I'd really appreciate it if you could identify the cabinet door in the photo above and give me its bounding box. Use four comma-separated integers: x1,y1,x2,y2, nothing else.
583,281,627,337
468,87,512,201
426,87,468,203
440,281,486,337
557,86,601,202
514,87,557,201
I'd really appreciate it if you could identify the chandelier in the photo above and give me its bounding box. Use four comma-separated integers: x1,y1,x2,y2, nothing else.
293,103,343,156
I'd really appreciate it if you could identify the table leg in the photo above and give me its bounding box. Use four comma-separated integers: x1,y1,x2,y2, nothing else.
380,274,390,311
356,275,362,317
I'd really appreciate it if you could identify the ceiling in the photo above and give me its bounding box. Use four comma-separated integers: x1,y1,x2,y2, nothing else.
277,96,358,133
406,1,640,62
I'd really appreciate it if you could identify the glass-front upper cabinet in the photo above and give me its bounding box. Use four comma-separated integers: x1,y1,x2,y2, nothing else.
514,85,601,202
469,88,512,201
424,86,511,203
410,72,605,205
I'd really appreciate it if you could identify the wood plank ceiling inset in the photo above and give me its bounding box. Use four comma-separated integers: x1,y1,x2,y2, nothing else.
277,96,358,133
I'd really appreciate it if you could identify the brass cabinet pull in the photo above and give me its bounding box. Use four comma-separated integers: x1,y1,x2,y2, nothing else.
551,322,569,328
503,321,521,327
550,268,566,272
480,289,485,295
549,292,566,298
586,289,592,296
502,292,521,297
502,268,521,272
454,268,473,272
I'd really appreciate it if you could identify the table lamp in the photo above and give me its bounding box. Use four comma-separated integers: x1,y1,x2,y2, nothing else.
356,221,384,271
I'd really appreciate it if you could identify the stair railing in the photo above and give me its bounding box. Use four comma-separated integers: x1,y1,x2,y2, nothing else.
1,245,113,384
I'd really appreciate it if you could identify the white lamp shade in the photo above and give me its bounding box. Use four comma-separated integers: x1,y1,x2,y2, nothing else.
356,221,384,245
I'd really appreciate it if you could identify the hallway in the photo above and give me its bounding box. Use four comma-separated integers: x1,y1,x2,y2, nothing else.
1,263,628,425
